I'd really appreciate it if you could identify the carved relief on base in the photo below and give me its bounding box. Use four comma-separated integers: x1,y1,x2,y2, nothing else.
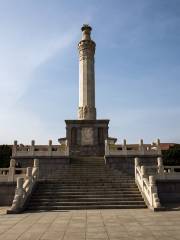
81,128,94,145
78,106,96,120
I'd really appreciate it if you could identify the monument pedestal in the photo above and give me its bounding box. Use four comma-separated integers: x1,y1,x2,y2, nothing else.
65,119,109,156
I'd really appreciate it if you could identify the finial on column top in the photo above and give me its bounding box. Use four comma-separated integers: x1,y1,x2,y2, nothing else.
81,24,92,40
81,24,92,31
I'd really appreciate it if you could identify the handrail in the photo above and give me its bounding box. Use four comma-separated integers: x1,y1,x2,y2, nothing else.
105,138,161,156
0,160,26,182
7,159,39,214
135,157,161,210
12,140,69,157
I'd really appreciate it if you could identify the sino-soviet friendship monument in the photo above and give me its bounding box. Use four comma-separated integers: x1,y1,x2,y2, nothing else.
64,24,109,156
1,25,180,213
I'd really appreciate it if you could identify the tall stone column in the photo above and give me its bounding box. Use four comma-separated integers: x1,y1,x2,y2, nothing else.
78,24,96,120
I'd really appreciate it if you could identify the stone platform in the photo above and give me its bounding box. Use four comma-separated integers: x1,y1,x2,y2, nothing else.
1,208,180,240
65,120,109,156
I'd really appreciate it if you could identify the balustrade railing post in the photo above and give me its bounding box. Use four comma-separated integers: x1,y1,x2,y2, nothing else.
149,175,161,208
33,158,39,168
12,140,18,157
141,166,146,178
17,177,24,191
156,138,161,155
139,139,144,155
135,157,140,179
105,139,109,156
32,159,39,179
65,140,69,156
48,140,52,156
26,167,32,179
149,175,155,207
30,140,35,156
122,139,127,155
8,159,16,182
157,157,164,175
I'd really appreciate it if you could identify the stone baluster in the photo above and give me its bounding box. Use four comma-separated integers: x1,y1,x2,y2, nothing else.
8,159,16,182
26,167,32,179
156,138,161,155
135,157,140,178
105,139,109,156
139,139,144,154
135,157,140,167
48,140,52,156
65,139,69,156
149,175,161,208
32,159,39,179
17,177,24,190
34,158,39,168
9,177,24,212
122,139,127,154
30,140,35,156
12,140,18,157
141,166,147,178
24,167,32,192
157,157,164,175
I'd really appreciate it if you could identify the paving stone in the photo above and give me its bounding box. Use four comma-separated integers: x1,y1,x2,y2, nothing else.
0,209,180,240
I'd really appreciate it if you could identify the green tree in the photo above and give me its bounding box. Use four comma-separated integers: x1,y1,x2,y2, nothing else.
0,145,12,168
162,144,180,165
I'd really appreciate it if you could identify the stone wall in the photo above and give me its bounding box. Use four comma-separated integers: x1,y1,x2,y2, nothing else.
13,156,70,179
105,155,159,176
0,182,16,206
157,180,180,204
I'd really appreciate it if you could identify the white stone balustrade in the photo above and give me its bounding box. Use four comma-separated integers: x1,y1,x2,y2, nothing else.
7,159,39,214
0,159,26,182
135,157,161,210
105,138,161,156
12,139,69,157
135,156,180,210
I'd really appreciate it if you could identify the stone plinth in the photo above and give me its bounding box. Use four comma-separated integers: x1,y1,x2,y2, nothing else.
65,119,109,156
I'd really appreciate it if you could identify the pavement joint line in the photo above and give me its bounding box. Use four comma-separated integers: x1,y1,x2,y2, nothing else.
0,213,31,237
100,210,110,240
61,211,73,240
85,209,87,240
38,211,60,240
1,210,180,240
16,213,48,240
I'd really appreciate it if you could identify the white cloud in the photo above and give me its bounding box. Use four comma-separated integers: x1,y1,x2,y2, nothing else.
0,25,78,143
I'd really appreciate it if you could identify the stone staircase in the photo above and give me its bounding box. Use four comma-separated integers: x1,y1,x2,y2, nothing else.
27,157,146,210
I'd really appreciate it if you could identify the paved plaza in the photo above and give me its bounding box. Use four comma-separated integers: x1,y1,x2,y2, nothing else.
0,208,180,240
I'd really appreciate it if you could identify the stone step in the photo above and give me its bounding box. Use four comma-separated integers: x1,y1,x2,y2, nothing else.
36,189,139,193
36,185,138,189
28,200,145,206
34,192,140,196
39,180,135,183
36,183,137,187
42,174,131,177
32,192,141,196
40,178,134,181
30,197,143,202
39,177,134,180
27,157,146,211
33,190,140,195
27,205,146,210
48,172,126,175
42,168,128,171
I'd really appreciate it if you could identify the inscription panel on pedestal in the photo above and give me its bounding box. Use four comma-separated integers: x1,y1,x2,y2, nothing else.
81,128,94,145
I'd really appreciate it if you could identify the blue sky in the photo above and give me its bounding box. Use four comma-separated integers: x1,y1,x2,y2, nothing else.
0,0,180,145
